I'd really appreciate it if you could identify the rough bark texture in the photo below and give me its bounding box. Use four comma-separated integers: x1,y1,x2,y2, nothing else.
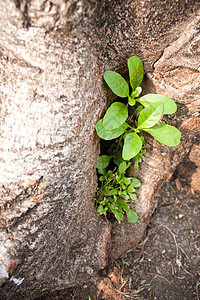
0,0,199,298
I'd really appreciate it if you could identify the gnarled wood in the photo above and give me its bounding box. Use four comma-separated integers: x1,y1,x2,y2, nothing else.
0,0,199,298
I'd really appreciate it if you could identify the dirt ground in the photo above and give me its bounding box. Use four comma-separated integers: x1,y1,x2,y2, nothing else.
39,166,200,300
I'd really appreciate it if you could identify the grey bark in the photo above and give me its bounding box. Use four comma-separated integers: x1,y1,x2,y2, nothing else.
0,0,199,298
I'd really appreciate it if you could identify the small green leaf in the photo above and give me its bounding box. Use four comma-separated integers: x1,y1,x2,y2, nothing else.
110,189,118,195
137,94,177,114
137,102,163,129
134,160,139,171
97,155,111,170
120,176,131,185
117,198,130,213
106,170,113,179
144,124,181,147
126,209,138,223
113,152,124,166
125,194,130,200
131,86,142,98
140,136,146,144
97,168,105,175
122,132,142,160
121,184,126,190
132,105,143,116
96,205,108,214
130,178,141,187
118,161,131,174
128,193,137,200
102,102,128,130
99,176,105,181
115,211,124,222
95,119,129,140
128,97,136,106
127,186,135,193
103,71,129,97
128,56,144,91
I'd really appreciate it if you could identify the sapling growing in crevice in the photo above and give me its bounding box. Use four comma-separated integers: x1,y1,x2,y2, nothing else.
95,56,181,223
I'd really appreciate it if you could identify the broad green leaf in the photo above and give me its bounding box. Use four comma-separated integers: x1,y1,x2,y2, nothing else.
97,155,111,170
102,102,128,130
118,161,131,174
130,177,141,187
137,102,163,129
128,56,144,91
127,209,138,223
144,124,181,147
131,86,142,98
122,132,142,160
103,70,129,97
137,94,177,114
95,119,129,140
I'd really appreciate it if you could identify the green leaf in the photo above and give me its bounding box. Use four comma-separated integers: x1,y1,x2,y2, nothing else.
120,176,131,185
134,160,139,171
117,198,130,213
128,193,137,200
103,71,129,97
128,56,144,91
127,209,138,223
137,94,177,114
110,189,119,195
102,102,128,130
95,119,129,140
115,211,124,222
132,105,143,116
122,132,142,160
118,161,131,174
130,178,141,187
113,152,124,166
144,124,181,147
97,155,111,170
137,102,163,129
128,97,136,106
127,186,135,193
131,86,142,98
106,170,113,179
99,176,105,181
96,205,108,215
125,194,130,200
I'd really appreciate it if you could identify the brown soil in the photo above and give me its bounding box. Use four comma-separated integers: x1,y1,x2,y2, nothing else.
38,173,200,300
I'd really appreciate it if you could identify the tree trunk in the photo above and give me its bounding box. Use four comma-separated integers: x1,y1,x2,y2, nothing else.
0,0,199,298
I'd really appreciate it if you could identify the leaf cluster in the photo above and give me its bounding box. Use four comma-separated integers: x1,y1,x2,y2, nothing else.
96,156,140,223
95,56,181,223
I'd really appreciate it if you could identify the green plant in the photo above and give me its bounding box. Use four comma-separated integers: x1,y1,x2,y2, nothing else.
95,56,181,223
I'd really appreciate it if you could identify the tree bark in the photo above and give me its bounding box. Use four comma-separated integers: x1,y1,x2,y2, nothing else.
0,0,199,298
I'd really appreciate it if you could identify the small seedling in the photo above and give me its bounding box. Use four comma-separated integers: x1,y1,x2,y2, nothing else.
95,56,181,223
